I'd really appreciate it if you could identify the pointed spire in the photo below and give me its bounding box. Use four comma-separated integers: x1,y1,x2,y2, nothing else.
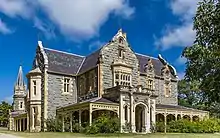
16,65,25,87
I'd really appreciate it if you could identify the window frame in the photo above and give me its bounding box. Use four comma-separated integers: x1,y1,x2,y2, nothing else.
63,78,71,93
33,80,37,96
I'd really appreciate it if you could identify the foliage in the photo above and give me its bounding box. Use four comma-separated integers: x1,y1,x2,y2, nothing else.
182,0,220,104
156,118,220,133
85,114,120,134
46,117,63,132
178,79,206,108
0,101,12,127
155,121,165,132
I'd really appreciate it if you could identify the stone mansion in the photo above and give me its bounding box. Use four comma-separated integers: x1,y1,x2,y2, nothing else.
9,29,208,133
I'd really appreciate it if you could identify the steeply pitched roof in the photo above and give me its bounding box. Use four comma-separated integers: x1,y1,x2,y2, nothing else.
136,53,164,76
43,47,175,78
15,66,25,87
44,48,85,75
78,49,101,74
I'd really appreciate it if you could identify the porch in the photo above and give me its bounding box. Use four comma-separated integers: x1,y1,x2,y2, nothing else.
56,97,119,132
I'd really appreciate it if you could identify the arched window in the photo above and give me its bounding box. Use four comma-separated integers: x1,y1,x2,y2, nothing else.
115,74,119,79
119,37,124,44
125,105,128,122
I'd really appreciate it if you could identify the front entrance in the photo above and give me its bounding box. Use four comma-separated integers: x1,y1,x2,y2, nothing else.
135,104,146,132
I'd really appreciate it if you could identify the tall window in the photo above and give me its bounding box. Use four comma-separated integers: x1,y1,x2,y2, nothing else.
33,80,37,95
165,81,170,97
20,102,23,109
64,78,70,93
147,79,153,90
124,105,128,122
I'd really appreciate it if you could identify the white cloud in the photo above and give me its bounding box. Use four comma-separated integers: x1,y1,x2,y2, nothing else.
33,17,56,40
175,55,187,65
88,40,105,51
0,0,134,41
155,0,200,50
0,0,31,18
156,23,195,50
36,0,135,41
0,19,12,34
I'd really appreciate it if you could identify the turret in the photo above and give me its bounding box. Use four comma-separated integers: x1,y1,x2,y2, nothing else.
26,67,42,132
13,66,26,112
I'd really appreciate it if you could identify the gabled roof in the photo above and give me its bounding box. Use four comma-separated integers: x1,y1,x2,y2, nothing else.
44,48,85,75
78,49,101,74
136,53,164,76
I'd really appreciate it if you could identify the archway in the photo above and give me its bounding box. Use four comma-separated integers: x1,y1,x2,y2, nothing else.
166,114,175,122
183,115,190,121
177,114,181,120
156,113,164,122
193,116,199,121
135,104,146,133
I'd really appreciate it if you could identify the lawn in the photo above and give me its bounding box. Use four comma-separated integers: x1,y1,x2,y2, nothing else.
1,128,220,138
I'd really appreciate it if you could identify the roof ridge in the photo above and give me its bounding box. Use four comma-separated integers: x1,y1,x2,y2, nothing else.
135,53,158,60
44,47,85,57
76,57,86,74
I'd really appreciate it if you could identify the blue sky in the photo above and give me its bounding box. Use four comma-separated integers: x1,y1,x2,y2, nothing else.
0,0,199,103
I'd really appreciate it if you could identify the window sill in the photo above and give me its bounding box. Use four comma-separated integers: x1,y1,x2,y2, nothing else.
61,92,72,96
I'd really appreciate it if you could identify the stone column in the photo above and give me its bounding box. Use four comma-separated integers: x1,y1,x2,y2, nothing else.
130,94,135,133
119,94,124,133
146,99,151,133
19,119,22,131
151,99,156,125
23,118,25,131
89,105,93,126
27,113,29,131
164,112,167,133
79,110,82,127
70,113,73,132
62,115,65,132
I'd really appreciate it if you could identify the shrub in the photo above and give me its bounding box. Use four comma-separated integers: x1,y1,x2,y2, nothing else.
85,114,120,134
157,118,220,133
46,117,62,132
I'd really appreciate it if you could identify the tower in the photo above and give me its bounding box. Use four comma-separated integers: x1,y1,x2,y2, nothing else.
26,67,42,132
13,66,26,112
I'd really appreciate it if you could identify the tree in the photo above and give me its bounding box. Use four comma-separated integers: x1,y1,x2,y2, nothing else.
0,101,12,127
183,0,220,104
178,79,206,108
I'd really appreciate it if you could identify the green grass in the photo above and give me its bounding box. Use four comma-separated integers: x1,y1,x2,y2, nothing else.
1,128,220,138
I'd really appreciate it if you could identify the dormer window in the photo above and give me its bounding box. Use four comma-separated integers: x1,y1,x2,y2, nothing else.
147,79,154,90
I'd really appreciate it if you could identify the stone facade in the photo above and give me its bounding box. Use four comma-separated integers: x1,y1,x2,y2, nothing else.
9,29,208,133
47,73,77,118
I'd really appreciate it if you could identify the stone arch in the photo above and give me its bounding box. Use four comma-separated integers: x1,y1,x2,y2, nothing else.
183,115,190,121
156,113,164,122
193,116,199,121
177,114,181,120
166,114,175,122
135,103,147,132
